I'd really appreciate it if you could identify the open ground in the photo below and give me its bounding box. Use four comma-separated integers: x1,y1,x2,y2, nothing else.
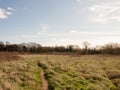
0,53,120,90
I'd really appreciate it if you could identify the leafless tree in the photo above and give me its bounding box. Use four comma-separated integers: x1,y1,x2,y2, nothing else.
82,41,90,50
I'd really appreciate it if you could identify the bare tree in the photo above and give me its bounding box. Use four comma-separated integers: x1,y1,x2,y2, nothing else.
82,41,90,50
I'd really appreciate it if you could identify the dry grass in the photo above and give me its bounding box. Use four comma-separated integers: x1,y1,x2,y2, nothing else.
0,52,20,62
36,55,120,90
0,53,42,90
0,53,120,90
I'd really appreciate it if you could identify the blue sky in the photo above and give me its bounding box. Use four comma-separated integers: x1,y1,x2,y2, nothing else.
0,0,120,46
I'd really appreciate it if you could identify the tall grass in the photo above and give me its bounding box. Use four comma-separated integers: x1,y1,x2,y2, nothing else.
0,53,42,90
0,52,20,62
0,53,120,90
37,55,120,90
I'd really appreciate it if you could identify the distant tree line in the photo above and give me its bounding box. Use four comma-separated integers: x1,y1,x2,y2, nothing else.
0,41,120,55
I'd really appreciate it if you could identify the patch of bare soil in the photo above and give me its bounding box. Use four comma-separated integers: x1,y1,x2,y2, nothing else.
41,69,48,90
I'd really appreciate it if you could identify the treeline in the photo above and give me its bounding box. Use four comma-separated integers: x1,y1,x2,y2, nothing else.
0,41,120,55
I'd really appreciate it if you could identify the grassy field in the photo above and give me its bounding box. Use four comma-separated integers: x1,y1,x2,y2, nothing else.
0,53,42,90
0,53,120,90
37,55,120,90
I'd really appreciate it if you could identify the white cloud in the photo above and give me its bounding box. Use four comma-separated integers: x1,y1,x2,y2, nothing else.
22,35,39,38
22,30,120,44
76,0,81,2
0,7,14,19
89,1,120,23
78,31,120,35
6,11,13,15
23,29,120,39
37,24,48,34
7,7,14,11
41,25,48,33
47,38,81,46
0,8,8,19
70,30,77,33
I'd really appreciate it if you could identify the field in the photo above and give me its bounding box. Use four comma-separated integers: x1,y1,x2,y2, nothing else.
0,53,120,90
0,53,42,90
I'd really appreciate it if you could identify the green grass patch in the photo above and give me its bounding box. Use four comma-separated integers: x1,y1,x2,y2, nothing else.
0,58,42,90
37,55,120,90
1,54,120,90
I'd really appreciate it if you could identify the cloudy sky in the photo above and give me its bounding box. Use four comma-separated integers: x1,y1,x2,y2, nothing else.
0,0,120,46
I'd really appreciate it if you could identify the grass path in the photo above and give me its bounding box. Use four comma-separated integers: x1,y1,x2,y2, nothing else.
41,69,48,90
1,54,120,90
37,55,120,90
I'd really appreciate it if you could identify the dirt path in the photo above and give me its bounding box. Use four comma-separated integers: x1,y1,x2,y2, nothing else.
41,69,48,90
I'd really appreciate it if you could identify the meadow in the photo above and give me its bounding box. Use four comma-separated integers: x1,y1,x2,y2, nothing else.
37,55,120,90
0,53,42,90
0,53,120,90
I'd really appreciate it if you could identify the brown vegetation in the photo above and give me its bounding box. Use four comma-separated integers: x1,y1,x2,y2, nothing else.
0,53,120,90
0,52,20,62
37,55,120,90
0,54,42,90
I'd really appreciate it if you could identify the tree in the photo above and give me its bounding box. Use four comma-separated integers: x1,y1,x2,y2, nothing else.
82,41,90,50
67,45,75,52
82,41,91,54
0,41,5,51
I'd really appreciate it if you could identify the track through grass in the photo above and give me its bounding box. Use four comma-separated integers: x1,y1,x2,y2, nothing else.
36,55,120,90
0,54,120,90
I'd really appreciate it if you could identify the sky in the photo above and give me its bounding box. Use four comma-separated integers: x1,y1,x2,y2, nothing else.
0,0,120,46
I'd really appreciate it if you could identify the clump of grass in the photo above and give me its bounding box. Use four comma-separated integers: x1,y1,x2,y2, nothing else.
100,57,120,90
37,61,47,70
